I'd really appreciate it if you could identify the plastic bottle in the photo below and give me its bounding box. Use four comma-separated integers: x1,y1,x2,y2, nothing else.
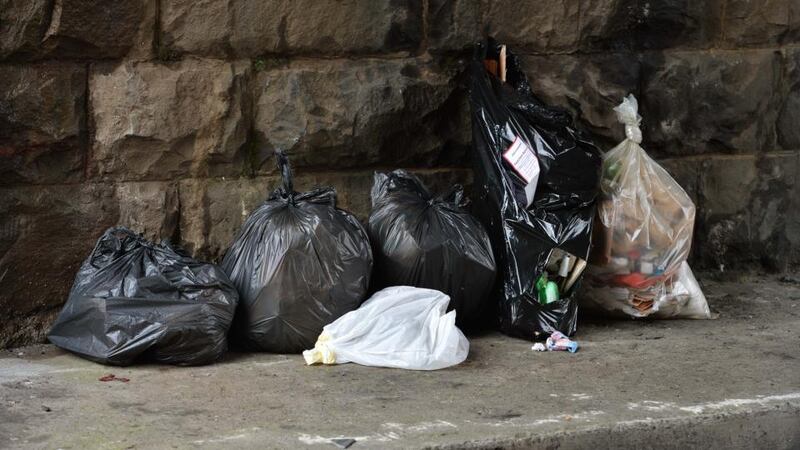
536,274,560,305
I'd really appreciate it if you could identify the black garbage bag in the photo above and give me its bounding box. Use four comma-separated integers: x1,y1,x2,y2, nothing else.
48,227,239,366
368,170,496,326
221,152,373,353
468,39,602,339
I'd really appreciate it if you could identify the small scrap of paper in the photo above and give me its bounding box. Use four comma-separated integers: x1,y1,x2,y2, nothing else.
98,374,130,383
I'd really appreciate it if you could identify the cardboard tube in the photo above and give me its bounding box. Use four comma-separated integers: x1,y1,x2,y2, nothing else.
499,45,507,82
563,258,587,293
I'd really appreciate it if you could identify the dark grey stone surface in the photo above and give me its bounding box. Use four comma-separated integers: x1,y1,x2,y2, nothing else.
723,0,795,47
160,0,422,58
579,0,723,51
251,57,468,172
778,48,800,150
0,64,86,184
483,0,580,53
0,0,154,60
640,50,781,156
427,0,481,52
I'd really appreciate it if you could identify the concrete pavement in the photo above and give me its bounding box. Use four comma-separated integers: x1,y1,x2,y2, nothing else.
1,275,799,449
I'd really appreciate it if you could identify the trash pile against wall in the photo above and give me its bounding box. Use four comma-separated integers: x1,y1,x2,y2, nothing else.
48,227,238,366
221,151,373,353
368,170,496,327
580,95,711,319
468,38,603,340
47,39,709,370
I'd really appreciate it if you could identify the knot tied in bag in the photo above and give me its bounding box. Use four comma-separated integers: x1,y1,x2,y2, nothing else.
614,94,642,144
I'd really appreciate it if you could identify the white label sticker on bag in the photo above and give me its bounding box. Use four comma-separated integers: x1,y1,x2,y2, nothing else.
503,136,540,207
503,137,540,184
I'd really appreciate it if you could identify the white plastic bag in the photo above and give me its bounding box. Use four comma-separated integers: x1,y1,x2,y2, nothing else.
303,286,469,370
582,95,711,319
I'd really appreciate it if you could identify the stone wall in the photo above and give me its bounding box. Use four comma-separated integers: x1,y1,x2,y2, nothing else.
1,0,798,346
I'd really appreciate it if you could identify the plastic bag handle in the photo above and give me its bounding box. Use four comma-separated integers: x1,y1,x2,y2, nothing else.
388,171,431,199
614,94,643,144
371,170,432,206
438,184,468,208
88,227,139,269
88,227,180,270
274,150,295,202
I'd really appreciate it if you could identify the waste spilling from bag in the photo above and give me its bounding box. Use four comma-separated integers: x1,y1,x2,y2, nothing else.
222,151,373,353
48,227,238,366
580,95,711,319
368,170,496,326
531,331,578,353
303,286,469,370
469,38,603,340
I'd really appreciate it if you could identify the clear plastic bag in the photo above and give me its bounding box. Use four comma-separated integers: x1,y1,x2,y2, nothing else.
303,286,469,370
582,95,711,319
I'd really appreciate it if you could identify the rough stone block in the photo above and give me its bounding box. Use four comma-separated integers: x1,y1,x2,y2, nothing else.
116,182,180,242
252,57,467,172
640,50,781,157
695,153,798,271
0,64,86,185
723,0,792,47
89,59,250,180
579,0,722,51
701,156,757,217
178,168,471,262
790,1,800,44
428,0,481,52
778,48,800,150
178,177,267,263
0,0,49,60
44,0,154,59
483,0,579,53
519,53,641,148
0,0,154,61
160,0,422,58
745,153,798,271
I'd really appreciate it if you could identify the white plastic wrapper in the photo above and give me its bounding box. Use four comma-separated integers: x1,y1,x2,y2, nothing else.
303,286,469,370
582,95,711,319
